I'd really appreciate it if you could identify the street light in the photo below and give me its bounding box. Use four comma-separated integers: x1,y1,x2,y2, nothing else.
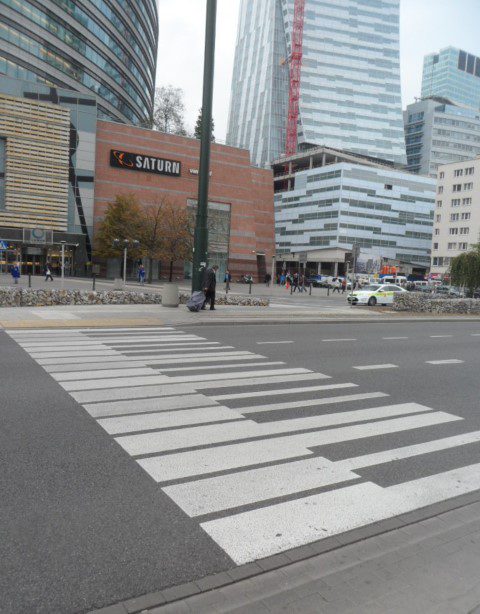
113,239,139,286
60,240,66,288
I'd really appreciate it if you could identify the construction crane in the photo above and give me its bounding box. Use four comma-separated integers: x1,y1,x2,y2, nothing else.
285,0,306,157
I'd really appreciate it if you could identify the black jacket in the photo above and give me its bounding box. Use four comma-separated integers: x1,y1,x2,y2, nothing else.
204,268,217,291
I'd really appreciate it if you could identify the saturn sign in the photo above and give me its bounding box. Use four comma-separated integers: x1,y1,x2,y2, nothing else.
110,149,181,177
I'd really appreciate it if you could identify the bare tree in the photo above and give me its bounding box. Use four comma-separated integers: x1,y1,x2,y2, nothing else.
138,203,165,283
152,85,187,135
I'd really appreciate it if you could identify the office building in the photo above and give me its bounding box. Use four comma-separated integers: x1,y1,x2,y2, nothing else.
0,0,157,125
227,0,406,167
273,147,435,276
404,98,480,178
431,157,480,278
421,47,480,111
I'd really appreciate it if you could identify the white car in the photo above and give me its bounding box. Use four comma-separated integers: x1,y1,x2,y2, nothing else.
347,283,407,306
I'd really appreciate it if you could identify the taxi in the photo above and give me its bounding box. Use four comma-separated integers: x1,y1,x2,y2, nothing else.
347,283,407,306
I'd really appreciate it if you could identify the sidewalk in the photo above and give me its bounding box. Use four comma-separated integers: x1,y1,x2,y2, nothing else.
93,496,480,614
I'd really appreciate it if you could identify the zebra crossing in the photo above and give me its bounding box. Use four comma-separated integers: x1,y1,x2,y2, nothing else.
8,325,480,566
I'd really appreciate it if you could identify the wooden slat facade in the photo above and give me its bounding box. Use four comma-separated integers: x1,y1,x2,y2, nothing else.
0,94,70,231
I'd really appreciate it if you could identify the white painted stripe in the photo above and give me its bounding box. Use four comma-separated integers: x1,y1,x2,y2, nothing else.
123,342,221,351
338,429,480,472
192,373,331,390
210,382,357,401
322,338,357,342
72,384,197,404
164,458,358,517
353,364,397,371
201,462,480,564
238,392,388,415
21,341,105,348
382,337,408,340
430,335,453,338
30,350,121,359
60,375,171,391
471,334,480,336
163,368,312,385
106,336,203,344
52,367,158,382
44,360,139,372
8,327,175,334
84,394,217,418
159,361,285,373
117,402,430,456
99,405,242,435
426,359,464,365
256,341,294,345
138,411,458,482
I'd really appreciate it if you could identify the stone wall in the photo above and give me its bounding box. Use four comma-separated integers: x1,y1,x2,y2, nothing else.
393,293,480,314
0,288,269,308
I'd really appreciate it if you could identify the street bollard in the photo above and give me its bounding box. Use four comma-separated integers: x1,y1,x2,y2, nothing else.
92,273,96,291
226,281,230,294
327,285,330,296
249,281,252,294
28,273,31,288
290,284,293,295
309,283,312,296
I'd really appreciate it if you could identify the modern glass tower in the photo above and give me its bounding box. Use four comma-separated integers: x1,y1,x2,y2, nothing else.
421,47,480,111
0,0,158,125
227,0,406,167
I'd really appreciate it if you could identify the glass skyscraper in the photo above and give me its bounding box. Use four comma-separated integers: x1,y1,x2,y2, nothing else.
227,0,406,167
421,47,480,111
0,0,158,125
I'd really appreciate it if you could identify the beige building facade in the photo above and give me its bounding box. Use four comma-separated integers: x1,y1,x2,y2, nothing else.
431,156,480,277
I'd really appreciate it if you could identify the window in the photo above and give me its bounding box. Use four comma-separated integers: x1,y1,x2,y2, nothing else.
460,242,468,250
450,213,459,221
448,242,457,250
438,186,444,194
460,227,470,234
454,169,463,177
453,184,462,192
0,137,4,209
436,214,442,222
463,198,472,205
449,228,459,235
465,167,475,175
439,171,444,179
436,200,442,208
451,199,461,207
434,228,440,235
384,184,393,190
461,212,471,220
464,182,473,190
433,243,439,250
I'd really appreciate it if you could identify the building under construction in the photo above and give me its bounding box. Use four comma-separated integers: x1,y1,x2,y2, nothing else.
226,0,407,168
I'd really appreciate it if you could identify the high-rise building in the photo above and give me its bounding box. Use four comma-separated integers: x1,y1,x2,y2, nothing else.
404,98,480,178
0,0,158,125
227,0,406,168
421,47,480,111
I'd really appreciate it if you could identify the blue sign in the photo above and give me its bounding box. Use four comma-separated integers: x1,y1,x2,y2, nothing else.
0,241,8,250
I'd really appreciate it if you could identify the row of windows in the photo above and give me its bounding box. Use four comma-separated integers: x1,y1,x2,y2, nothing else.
438,183,474,193
434,116,480,132
449,212,471,221
432,139,480,153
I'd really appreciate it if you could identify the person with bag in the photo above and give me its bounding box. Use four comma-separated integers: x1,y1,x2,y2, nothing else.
202,264,218,311
10,263,20,285
44,263,54,282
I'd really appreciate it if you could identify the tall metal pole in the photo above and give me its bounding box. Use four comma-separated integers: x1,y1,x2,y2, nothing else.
123,246,127,286
60,241,66,289
192,0,217,292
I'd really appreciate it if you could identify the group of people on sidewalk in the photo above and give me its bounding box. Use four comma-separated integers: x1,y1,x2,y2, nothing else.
8,264,55,284
277,271,309,292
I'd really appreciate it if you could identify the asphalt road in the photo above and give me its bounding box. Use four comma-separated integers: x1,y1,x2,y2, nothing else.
2,320,480,613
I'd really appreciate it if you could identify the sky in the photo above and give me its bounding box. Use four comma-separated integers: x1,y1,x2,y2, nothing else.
156,0,480,141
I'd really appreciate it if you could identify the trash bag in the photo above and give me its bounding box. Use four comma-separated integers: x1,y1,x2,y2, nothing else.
186,291,206,312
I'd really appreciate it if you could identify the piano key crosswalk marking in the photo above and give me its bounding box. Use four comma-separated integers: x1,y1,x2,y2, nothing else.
7,325,480,566
426,359,464,365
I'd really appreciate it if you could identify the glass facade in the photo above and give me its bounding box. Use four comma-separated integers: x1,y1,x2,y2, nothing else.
421,47,480,111
227,0,406,167
0,0,158,125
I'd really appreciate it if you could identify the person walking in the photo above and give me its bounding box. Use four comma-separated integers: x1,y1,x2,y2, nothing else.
202,264,218,311
341,278,347,293
332,278,341,293
138,264,146,284
264,272,271,287
10,262,20,285
44,263,54,282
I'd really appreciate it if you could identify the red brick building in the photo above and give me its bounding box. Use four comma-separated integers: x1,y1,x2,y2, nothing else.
94,121,275,282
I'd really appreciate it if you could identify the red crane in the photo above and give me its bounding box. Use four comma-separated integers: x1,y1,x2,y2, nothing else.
285,0,306,157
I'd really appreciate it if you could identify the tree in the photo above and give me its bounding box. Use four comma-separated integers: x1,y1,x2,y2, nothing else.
137,203,165,283
152,85,186,135
194,107,215,141
450,244,480,297
158,201,194,282
94,194,143,259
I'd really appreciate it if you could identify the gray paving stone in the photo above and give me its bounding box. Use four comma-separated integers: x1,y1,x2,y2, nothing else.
288,593,326,614
229,602,270,614
162,583,200,603
256,553,291,572
226,562,263,582
148,602,190,614
88,605,128,614
195,571,232,592
123,591,166,613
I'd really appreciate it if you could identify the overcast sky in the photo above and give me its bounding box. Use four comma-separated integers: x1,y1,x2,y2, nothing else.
156,0,480,141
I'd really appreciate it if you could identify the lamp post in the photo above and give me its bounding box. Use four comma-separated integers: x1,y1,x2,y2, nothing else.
60,240,66,289
192,0,217,292
113,239,139,286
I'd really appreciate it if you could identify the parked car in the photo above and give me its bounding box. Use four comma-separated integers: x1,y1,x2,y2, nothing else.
348,283,407,306
435,285,465,298
306,274,324,287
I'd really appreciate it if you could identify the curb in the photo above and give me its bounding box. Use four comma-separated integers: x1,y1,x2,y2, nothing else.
88,488,480,614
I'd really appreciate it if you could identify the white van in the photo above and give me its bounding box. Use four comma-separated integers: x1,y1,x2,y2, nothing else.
381,275,407,285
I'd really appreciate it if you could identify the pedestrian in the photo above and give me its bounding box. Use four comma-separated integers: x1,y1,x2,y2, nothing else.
280,272,286,285
331,278,341,293
202,264,218,311
44,263,54,282
224,269,232,291
265,272,271,287
10,262,20,285
138,264,146,284
292,272,299,292
341,278,347,293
